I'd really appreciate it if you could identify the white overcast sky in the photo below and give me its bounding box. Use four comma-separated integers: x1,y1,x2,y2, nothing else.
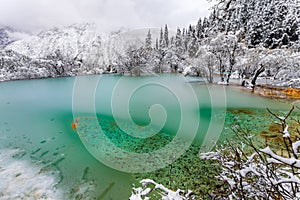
0,0,215,33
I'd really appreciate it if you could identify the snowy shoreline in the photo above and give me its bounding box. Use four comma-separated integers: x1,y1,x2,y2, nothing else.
1,72,300,102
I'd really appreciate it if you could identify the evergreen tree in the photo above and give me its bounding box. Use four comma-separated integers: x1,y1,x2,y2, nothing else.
164,24,169,47
182,28,189,52
170,36,175,47
155,38,159,50
188,30,198,57
159,28,164,49
196,18,203,39
188,24,193,37
202,17,210,37
174,28,183,54
202,17,210,29
145,29,152,49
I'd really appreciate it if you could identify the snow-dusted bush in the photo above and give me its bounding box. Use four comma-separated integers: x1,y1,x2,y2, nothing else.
201,106,300,199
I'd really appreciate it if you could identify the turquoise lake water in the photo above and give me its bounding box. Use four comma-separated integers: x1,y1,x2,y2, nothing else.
0,74,295,199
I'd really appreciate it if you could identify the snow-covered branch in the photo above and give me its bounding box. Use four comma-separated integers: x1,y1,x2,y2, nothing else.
130,179,194,200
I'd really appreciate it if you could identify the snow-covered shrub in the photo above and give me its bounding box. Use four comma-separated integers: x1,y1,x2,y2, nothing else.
201,106,300,199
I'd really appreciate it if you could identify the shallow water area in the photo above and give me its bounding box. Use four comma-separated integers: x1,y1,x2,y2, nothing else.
0,74,296,199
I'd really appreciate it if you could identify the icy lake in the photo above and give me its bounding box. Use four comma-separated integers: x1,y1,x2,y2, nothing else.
0,74,296,199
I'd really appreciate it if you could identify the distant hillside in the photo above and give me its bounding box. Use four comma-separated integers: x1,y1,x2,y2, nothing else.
0,24,175,81
5,24,173,67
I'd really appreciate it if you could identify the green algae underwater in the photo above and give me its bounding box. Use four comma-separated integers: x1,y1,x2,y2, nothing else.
0,74,296,199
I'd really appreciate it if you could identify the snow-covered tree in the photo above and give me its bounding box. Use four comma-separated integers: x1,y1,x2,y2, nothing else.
210,32,239,83
174,28,183,54
182,28,189,53
120,45,148,76
191,46,217,83
187,26,198,58
196,18,203,39
164,24,169,48
202,17,210,37
211,0,299,47
159,28,164,49
145,29,152,49
155,38,159,50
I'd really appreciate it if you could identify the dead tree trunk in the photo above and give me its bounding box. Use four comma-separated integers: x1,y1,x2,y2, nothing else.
226,44,237,84
251,64,265,89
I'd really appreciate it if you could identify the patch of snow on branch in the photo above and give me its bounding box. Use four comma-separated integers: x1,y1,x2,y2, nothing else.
283,124,290,138
261,147,300,168
293,141,300,155
130,179,194,200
